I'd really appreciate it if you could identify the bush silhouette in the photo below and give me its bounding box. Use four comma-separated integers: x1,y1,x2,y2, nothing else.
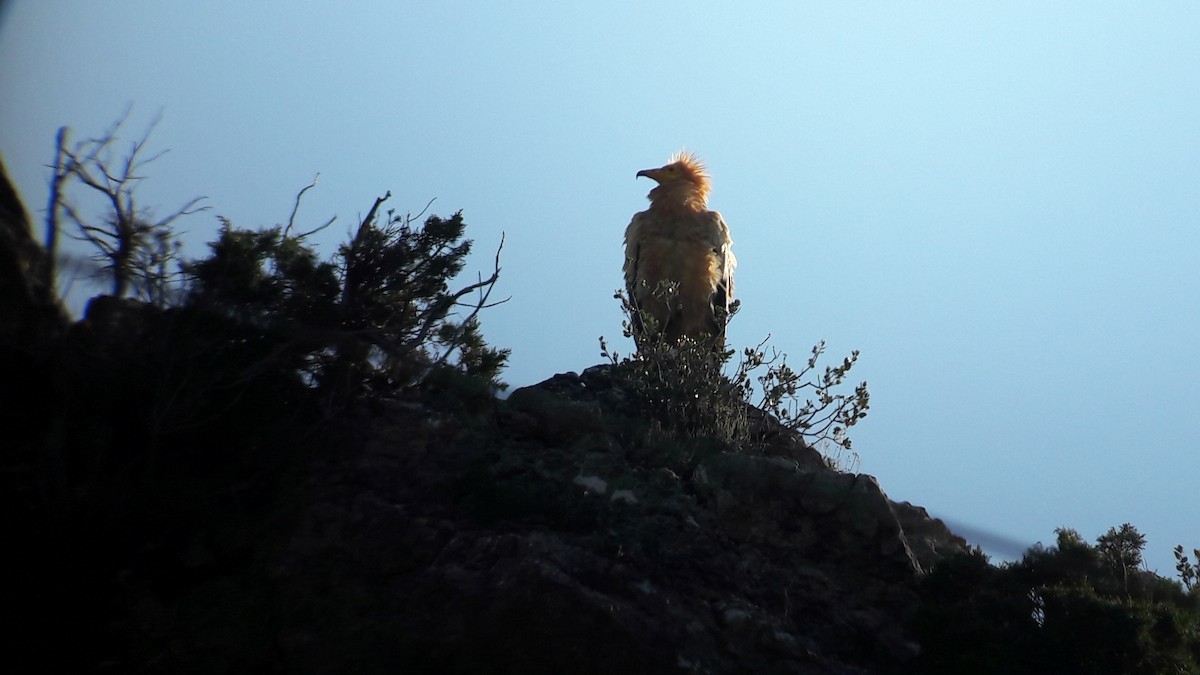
911,526,1200,674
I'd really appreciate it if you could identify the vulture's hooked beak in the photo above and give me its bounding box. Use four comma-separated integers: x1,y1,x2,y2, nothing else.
636,167,662,182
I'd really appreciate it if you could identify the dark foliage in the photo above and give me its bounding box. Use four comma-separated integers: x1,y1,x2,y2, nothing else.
910,526,1200,674
601,286,868,469
329,199,509,394
186,199,509,399
5,121,510,671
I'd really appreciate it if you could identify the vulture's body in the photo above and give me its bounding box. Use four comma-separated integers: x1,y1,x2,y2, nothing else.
624,152,736,346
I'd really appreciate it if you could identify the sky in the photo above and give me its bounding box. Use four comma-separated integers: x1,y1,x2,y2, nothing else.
2,2,1196,574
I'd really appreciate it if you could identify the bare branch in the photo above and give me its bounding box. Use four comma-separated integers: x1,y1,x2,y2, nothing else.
424,232,506,375
284,173,320,238
404,235,503,356
54,109,201,301
403,197,437,225
151,195,210,229
297,214,336,240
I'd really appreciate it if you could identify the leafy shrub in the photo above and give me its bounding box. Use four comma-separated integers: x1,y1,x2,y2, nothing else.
1175,545,1199,592
600,282,869,468
911,525,1200,674
185,191,509,399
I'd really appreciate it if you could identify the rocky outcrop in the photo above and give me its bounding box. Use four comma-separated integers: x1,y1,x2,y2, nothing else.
216,366,962,674
83,363,969,674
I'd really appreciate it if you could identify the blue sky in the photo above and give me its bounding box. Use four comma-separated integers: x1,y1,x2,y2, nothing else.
2,2,1197,573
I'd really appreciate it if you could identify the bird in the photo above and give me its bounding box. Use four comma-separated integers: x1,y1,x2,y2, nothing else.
623,151,736,348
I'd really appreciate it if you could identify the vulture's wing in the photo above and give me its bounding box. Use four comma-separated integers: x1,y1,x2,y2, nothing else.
623,212,649,333
707,211,736,323
624,213,643,296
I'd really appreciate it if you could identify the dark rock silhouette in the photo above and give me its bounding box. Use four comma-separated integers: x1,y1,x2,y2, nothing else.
252,367,965,674
0,155,66,345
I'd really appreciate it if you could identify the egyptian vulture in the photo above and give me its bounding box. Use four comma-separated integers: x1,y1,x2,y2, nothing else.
624,151,736,347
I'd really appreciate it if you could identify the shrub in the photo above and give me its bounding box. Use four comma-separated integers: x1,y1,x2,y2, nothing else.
1175,545,1199,592
181,189,509,401
600,282,869,468
911,524,1200,674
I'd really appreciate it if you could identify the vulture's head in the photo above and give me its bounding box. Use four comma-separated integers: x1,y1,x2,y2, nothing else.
637,151,710,209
